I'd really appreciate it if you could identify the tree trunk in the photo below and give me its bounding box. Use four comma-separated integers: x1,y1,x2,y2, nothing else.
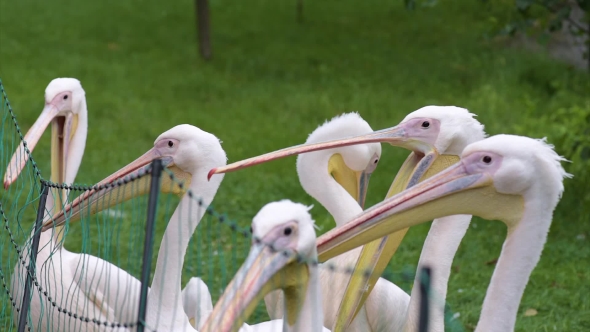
195,0,212,60
297,0,303,23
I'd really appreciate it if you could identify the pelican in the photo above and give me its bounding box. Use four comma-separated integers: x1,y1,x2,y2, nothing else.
200,200,329,332
314,135,571,331
43,124,228,331
209,106,486,331
5,78,140,331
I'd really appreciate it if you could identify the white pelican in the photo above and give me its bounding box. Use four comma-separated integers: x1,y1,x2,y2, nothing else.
314,135,571,331
209,107,486,331
44,124,228,331
5,78,139,331
200,199,329,332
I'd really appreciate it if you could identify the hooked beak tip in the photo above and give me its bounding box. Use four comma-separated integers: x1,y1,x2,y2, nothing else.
4,180,10,190
207,168,216,181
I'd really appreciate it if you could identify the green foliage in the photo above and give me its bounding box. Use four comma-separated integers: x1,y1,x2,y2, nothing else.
493,0,589,63
405,0,439,10
545,105,590,174
518,104,590,201
497,0,587,35
407,0,590,66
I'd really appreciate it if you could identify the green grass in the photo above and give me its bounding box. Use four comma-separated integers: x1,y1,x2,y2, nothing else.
1,0,589,330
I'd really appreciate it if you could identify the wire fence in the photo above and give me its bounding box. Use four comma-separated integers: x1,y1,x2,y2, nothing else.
0,78,466,331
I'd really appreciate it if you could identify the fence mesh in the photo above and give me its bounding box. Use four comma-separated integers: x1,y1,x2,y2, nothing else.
0,78,466,331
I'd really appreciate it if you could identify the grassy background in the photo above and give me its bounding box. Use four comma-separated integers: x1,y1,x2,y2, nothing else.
1,0,589,330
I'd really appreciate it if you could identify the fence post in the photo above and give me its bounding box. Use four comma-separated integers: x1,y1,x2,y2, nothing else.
418,266,432,332
18,183,49,332
137,159,162,332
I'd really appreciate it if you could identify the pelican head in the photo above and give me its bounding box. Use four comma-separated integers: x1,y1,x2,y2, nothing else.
401,105,485,156
4,78,87,189
317,135,571,261
201,200,319,332
41,124,227,231
297,112,381,208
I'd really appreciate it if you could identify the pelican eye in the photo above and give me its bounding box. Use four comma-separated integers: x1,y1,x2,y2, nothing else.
373,158,379,164
482,155,492,164
283,227,292,236
168,141,174,148
63,95,68,100
421,121,430,128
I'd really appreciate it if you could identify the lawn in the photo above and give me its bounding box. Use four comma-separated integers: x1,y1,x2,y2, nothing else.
0,0,589,330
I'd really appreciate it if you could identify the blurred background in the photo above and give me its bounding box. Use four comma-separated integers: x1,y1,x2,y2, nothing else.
1,0,589,330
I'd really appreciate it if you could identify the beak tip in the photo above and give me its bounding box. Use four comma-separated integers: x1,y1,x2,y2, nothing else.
207,169,216,181
3,180,10,190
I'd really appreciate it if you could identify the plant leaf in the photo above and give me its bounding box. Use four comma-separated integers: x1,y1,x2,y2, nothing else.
516,0,534,11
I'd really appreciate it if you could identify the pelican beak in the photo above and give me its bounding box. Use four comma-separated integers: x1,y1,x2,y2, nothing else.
40,148,176,232
356,168,371,209
317,161,523,261
208,123,435,180
3,103,78,190
200,243,308,332
328,153,376,209
333,153,461,328
50,112,79,206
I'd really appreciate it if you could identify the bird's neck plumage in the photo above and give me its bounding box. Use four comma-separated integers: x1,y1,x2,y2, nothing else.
476,198,553,332
147,166,223,330
297,152,361,226
404,148,477,332
285,249,324,332
404,214,472,332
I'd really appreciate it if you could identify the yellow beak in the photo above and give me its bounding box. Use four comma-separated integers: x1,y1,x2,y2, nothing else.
328,153,374,209
199,244,309,332
333,154,460,329
50,112,79,206
316,161,524,261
